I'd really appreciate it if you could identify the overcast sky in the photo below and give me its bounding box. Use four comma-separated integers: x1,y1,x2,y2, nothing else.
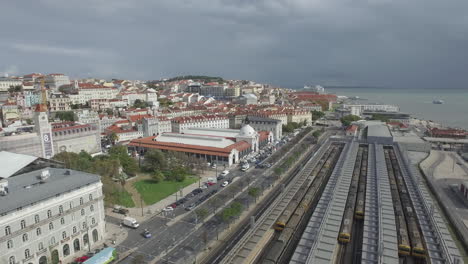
1,0,468,88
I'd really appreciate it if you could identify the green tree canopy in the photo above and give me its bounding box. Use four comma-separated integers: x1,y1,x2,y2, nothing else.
55,111,75,122
143,149,168,173
311,110,325,121
340,115,361,127
133,99,149,108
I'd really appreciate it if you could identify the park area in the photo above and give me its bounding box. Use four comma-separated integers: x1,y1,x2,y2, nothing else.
133,176,198,205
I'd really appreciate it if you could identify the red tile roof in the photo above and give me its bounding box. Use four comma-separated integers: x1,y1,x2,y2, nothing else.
129,136,250,157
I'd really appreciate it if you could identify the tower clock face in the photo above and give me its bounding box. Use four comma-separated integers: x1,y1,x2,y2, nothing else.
43,134,50,142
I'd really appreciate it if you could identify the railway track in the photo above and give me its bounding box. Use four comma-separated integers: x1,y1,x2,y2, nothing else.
336,144,368,264
219,142,345,264
257,144,345,264
201,136,335,264
384,147,427,263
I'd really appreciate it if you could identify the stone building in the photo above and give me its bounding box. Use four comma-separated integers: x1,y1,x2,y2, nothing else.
0,167,105,264
244,115,282,141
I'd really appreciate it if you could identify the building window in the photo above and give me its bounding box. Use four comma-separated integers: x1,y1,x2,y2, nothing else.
89,194,93,201
9,256,15,264
34,215,40,224
5,226,11,236
80,198,83,205
7,240,13,249
59,205,63,214
20,220,26,229
47,210,52,218
36,228,41,236
50,236,56,245
69,202,73,209
91,218,96,225
38,242,44,251
90,205,94,212
60,218,65,225
62,231,67,239
49,222,54,230
25,249,30,259
73,226,77,234
82,222,87,229
81,209,85,216
22,233,28,242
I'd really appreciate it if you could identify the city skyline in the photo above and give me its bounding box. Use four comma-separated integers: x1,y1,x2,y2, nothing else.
1,0,468,88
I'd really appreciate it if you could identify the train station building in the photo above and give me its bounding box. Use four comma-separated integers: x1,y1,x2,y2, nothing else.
128,125,273,166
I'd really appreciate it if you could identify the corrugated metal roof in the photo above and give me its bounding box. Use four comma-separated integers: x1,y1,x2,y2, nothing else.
0,151,38,179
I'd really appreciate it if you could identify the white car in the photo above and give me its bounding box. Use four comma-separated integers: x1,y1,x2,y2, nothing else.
220,170,229,176
211,163,217,169
162,206,174,212
221,181,229,187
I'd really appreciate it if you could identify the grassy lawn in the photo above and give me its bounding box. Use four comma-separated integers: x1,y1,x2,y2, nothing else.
133,177,198,205
115,190,136,208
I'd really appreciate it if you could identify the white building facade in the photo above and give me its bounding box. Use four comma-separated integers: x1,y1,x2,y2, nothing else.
0,78,22,92
0,168,105,264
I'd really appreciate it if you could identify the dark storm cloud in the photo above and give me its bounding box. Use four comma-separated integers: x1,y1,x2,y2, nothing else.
1,0,468,88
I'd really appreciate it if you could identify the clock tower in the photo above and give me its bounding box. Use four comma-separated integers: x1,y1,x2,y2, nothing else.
34,79,55,159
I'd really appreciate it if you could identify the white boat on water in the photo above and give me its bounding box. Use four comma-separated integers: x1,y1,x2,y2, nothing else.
433,99,444,104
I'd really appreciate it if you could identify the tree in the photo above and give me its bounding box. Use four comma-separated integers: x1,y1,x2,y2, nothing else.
195,208,209,223
108,132,119,145
340,115,360,127
106,109,114,116
8,85,22,93
108,146,139,176
55,111,75,122
25,118,32,125
311,110,325,121
133,99,149,108
143,149,168,173
151,170,165,183
208,197,222,213
248,187,260,203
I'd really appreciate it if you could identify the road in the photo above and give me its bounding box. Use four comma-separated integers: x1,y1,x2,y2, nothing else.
114,128,326,263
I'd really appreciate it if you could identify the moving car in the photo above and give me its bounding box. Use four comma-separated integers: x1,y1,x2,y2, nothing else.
142,229,152,238
221,181,229,187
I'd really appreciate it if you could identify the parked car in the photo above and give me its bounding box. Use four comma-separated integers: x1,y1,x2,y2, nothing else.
162,206,174,212
112,205,129,215
75,256,90,263
206,182,216,186
185,204,196,211
221,181,229,187
211,163,217,169
200,184,208,189
142,229,152,238
192,188,203,194
220,170,229,176
169,203,177,208
217,175,224,181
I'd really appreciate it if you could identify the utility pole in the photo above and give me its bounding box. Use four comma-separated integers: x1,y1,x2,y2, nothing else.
140,196,144,217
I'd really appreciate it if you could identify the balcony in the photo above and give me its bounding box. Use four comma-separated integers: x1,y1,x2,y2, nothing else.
22,255,34,263
36,248,47,256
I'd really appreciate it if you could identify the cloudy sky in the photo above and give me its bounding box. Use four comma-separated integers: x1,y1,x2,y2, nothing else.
1,0,468,88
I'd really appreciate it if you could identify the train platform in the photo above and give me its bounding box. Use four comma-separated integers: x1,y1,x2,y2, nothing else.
290,141,358,264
